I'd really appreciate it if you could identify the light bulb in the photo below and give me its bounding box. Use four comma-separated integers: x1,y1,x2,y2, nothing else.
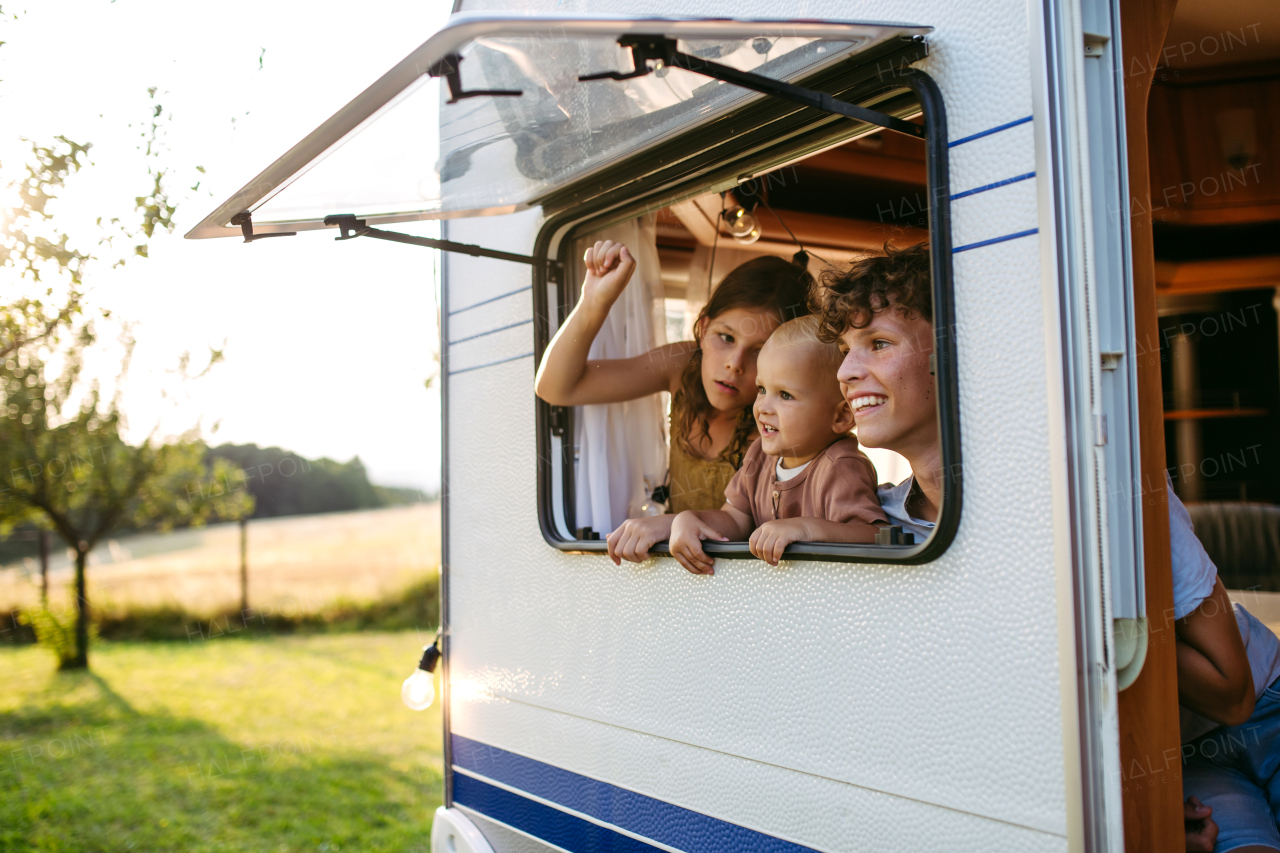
401,668,435,710
723,207,761,245
401,641,441,711
724,206,756,237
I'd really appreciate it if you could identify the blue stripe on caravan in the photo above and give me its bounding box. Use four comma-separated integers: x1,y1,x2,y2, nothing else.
952,228,1040,254
452,734,820,853
948,115,1033,148
447,351,533,376
448,318,532,346
454,774,662,853
950,172,1036,201
448,285,532,317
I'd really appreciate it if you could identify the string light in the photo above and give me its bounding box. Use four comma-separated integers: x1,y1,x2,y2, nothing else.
722,205,761,245
401,638,441,711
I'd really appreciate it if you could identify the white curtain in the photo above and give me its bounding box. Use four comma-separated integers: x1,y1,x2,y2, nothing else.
574,218,669,535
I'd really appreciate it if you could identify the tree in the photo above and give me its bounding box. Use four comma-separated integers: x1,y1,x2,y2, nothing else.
0,103,241,668
0,325,253,668
1,10,253,668
0,136,91,359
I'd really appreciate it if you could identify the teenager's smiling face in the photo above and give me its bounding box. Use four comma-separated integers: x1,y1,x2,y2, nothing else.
836,305,937,456
698,307,782,413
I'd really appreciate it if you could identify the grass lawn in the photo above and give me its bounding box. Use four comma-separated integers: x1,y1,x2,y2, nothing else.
0,632,443,853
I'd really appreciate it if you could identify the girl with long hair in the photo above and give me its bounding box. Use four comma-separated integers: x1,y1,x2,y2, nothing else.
535,239,813,565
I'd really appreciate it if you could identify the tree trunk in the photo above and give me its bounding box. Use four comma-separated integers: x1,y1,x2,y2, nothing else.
239,517,249,615
64,546,90,670
38,530,49,608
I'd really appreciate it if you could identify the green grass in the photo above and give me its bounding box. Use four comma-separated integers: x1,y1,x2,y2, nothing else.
0,632,443,852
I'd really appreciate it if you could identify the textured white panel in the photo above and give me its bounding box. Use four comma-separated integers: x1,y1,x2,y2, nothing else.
443,3,1072,851
950,121,1038,196
454,696,1067,853
450,301,533,350
446,210,543,523
951,179,1039,249
446,213,541,375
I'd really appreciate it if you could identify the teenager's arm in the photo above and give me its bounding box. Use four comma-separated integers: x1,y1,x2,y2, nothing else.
1176,578,1254,726
535,241,689,406
669,507,753,575
749,518,880,565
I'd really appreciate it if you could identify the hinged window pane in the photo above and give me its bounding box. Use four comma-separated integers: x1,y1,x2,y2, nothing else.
187,16,929,240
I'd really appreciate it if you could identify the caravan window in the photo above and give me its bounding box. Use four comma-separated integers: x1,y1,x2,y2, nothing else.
532,71,961,563
178,14,957,563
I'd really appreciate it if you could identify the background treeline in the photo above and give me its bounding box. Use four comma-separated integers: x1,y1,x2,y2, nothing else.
205,443,432,519
0,443,434,564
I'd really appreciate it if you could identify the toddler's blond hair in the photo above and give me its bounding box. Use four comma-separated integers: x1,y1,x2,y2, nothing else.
761,314,844,376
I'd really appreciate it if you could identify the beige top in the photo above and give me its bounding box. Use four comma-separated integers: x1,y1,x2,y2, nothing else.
723,436,887,527
667,395,740,514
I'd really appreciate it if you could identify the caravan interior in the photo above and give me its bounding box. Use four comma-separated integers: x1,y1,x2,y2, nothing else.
1118,0,1280,848
1144,9,1280,589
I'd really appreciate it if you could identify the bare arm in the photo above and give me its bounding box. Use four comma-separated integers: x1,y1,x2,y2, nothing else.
534,240,691,406
669,506,754,575
1176,578,1255,726
689,508,755,541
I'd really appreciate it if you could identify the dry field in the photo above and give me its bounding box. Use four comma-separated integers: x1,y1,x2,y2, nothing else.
0,504,441,618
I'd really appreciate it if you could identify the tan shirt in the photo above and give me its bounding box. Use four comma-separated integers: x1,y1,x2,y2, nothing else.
666,393,742,514
723,436,887,527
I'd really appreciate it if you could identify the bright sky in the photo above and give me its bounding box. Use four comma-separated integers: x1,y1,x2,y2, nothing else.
0,1,454,491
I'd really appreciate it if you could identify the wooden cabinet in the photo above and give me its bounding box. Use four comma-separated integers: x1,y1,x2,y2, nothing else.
1148,65,1280,224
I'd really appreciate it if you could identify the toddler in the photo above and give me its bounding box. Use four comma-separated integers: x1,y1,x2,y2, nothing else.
669,315,886,573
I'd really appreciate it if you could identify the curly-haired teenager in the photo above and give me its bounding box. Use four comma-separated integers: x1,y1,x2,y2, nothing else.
815,242,1276,853
535,240,813,565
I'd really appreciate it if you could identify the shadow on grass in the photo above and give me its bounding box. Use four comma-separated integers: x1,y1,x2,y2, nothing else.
1,668,442,853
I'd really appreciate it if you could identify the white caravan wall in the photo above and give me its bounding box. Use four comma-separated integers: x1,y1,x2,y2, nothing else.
444,2,1075,851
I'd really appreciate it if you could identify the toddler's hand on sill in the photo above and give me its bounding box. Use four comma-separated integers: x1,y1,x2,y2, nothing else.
669,512,725,575
749,519,810,566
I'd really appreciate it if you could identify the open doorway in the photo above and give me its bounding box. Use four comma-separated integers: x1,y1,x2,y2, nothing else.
1119,0,1280,848
1148,1,1280,594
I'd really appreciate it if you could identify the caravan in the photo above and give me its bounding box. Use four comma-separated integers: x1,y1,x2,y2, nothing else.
188,2,1280,850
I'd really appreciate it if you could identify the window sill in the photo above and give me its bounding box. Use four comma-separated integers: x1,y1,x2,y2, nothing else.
548,538,932,563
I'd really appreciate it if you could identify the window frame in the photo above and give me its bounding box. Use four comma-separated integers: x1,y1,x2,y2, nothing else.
532,43,961,565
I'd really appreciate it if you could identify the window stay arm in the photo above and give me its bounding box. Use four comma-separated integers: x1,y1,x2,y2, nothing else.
323,214,563,281
580,36,925,140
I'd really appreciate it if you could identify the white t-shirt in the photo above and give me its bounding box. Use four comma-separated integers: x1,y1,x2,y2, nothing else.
775,458,811,482
1169,480,1280,742
1169,482,1217,620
